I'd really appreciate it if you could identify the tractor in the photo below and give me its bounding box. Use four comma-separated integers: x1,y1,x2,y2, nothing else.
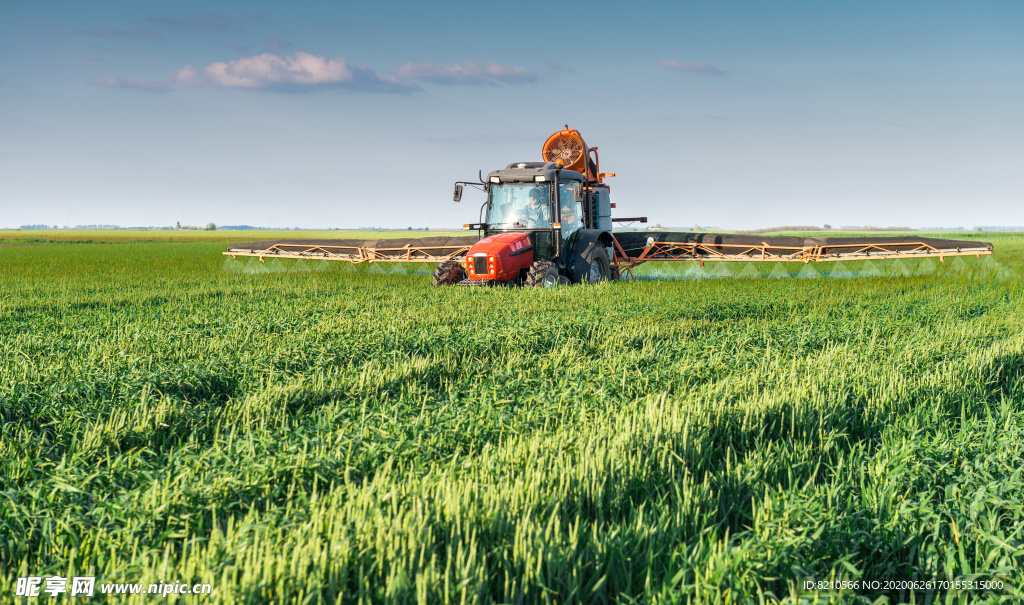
433,127,634,287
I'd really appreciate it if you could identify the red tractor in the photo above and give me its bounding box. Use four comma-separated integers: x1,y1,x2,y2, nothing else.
434,127,634,287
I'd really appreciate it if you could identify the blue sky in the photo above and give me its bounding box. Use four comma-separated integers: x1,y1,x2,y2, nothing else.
1,0,1021,229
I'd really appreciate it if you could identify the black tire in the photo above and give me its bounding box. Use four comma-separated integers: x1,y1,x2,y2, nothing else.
431,260,466,287
583,246,612,283
524,261,562,288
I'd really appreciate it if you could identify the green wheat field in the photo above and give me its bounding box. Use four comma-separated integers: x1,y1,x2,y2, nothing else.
2,229,1022,603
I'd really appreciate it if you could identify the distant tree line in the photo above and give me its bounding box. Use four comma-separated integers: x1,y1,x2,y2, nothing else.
20,224,125,230
735,225,914,234
735,225,830,234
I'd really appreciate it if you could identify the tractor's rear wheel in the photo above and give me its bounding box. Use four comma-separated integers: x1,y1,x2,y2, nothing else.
584,247,612,283
431,260,466,286
524,261,562,288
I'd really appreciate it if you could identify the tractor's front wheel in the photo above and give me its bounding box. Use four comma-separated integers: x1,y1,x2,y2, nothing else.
524,261,562,288
431,260,466,286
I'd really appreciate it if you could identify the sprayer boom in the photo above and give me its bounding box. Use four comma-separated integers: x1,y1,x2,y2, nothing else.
222,126,993,284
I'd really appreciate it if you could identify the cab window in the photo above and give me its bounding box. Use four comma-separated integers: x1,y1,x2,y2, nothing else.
487,183,551,228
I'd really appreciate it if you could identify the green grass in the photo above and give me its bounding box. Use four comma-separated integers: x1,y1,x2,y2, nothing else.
2,231,1023,603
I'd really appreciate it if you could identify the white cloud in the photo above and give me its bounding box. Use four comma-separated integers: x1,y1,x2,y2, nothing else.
389,60,537,85
171,52,350,87
659,59,734,74
167,52,415,92
90,53,537,93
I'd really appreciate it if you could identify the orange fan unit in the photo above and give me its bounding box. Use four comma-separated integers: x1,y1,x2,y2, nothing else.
542,127,594,180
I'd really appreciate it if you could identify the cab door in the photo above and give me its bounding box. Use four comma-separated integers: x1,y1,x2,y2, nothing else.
557,181,585,243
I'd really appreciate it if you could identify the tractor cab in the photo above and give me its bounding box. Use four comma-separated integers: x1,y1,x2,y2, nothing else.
483,162,589,261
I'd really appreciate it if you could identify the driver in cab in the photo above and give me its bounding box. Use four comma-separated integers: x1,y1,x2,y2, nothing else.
524,188,549,227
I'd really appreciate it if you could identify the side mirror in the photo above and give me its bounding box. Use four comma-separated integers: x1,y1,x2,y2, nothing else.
573,185,584,203
453,184,463,202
